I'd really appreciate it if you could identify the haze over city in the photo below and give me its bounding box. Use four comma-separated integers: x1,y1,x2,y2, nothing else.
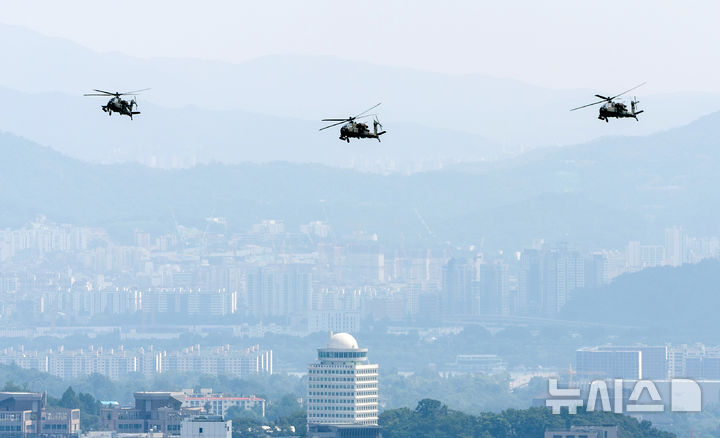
0,2,719,438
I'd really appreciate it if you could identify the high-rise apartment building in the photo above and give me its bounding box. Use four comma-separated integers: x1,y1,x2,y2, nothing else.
475,262,509,315
246,265,312,318
665,226,687,267
543,249,584,316
518,249,542,315
441,258,474,317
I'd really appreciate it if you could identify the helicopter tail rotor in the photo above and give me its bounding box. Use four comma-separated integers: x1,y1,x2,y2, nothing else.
631,97,638,114
631,97,644,120
373,117,387,141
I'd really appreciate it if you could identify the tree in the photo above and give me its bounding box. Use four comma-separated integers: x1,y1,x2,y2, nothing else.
414,399,446,418
78,392,100,415
379,403,677,438
266,394,302,422
2,381,24,392
59,386,80,409
275,410,306,436
226,405,261,421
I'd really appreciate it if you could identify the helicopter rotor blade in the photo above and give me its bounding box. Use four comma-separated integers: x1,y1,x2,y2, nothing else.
84,94,113,97
570,99,608,111
87,88,149,97
607,82,646,101
319,120,348,131
354,114,377,120
320,104,381,130
124,88,151,95
354,102,381,119
572,82,647,111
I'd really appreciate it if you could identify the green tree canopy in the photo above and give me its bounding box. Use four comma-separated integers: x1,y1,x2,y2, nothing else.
59,386,80,409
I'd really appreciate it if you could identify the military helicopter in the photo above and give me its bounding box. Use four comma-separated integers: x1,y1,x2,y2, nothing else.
83,88,149,120
570,82,646,122
320,103,387,142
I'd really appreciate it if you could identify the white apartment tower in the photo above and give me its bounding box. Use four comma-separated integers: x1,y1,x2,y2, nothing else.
665,226,686,267
307,332,379,427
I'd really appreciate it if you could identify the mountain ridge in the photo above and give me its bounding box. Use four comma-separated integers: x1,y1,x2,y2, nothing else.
1,109,720,248
0,85,501,169
562,259,720,338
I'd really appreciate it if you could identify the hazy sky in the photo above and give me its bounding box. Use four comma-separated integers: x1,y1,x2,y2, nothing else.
2,1,720,93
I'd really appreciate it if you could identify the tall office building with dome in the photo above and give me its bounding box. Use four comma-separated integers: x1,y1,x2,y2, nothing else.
307,332,381,438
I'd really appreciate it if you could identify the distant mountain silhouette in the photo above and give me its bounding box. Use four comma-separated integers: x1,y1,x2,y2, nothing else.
561,260,720,336
1,22,720,158
0,86,499,168
2,109,720,247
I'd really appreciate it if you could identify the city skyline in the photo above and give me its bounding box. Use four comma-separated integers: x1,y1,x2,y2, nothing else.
1,2,716,436
0,216,712,326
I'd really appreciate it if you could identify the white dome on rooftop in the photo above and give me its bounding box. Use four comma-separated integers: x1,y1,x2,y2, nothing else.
327,332,359,349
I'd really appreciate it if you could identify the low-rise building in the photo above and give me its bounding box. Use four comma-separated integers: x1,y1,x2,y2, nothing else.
100,392,201,437
180,417,230,438
0,392,80,438
444,354,506,375
81,432,164,438
576,345,667,381
545,425,618,438
181,390,265,418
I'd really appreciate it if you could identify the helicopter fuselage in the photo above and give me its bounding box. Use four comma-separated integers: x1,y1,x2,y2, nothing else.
102,97,140,119
339,121,386,142
598,101,643,122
